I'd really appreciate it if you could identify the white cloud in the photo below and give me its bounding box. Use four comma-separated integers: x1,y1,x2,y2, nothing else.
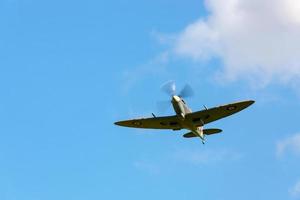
276,133,300,157
289,180,300,198
172,0,300,85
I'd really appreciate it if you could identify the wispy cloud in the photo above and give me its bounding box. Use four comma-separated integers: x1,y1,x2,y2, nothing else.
167,0,300,87
172,148,242,165
121,52,169,94
276,133,300,157
289,180,300,198
133,160,160,175
132,148,241,175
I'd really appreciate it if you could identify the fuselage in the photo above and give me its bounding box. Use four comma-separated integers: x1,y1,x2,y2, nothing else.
171,96,205,140
171,95,192,118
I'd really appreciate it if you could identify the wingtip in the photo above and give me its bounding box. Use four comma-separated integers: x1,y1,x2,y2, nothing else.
241,100,255,110
248,100,255,105
114,121,121,126
239,100,255,106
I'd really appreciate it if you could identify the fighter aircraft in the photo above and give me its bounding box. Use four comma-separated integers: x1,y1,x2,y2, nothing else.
114,82,254,144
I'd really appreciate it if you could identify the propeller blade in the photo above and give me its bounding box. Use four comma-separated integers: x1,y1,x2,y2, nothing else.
179,84,194,98
161,81,176,96
156,100,171,113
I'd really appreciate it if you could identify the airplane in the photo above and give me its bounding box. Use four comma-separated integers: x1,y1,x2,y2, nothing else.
114,82,254,144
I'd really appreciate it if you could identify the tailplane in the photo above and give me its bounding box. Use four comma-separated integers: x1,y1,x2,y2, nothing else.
183,128,222,138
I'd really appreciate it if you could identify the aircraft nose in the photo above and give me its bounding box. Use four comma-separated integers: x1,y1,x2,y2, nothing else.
172,95,181,102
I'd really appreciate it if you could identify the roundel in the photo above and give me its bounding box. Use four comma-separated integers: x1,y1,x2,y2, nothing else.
227,106,237,111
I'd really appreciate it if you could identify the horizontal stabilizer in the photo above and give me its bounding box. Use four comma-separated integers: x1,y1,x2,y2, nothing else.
204,128,222,135
183,132,197,138
183,128,222,138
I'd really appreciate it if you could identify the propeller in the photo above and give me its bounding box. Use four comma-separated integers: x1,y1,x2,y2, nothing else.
179,84,194,98
161,80,176,97
156,100,171,113
157,81,195,112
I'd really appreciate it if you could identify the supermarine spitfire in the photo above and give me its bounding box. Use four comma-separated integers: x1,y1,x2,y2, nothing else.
114,82,254,144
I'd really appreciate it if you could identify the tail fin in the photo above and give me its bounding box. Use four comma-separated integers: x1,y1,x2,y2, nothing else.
183,128,222,138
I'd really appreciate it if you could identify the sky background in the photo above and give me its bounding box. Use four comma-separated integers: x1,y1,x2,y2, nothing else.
1,0,300,199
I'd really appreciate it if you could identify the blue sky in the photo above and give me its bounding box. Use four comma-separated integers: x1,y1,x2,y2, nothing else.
1,0,300,199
